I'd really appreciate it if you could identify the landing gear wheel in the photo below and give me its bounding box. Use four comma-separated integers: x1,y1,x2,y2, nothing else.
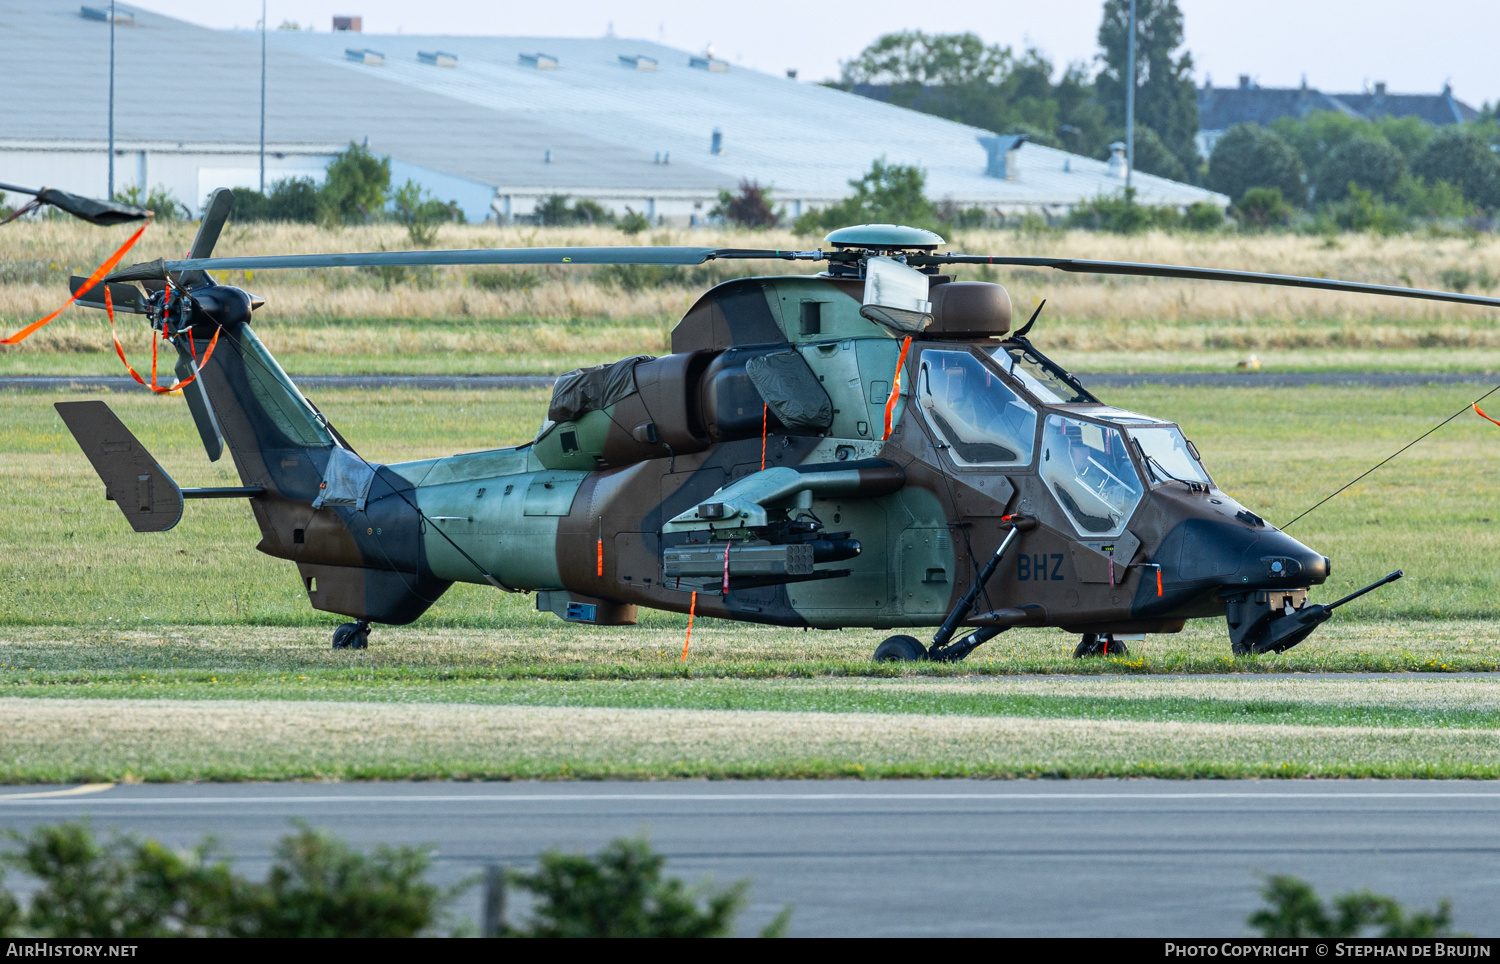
1073,634,1129,658
873,635,928,662
332,620,370,650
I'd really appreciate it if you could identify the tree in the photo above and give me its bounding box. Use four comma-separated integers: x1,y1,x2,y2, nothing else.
1097,124,1187,182
1095,0,1201,179
320,142,390,225
1316,136,1407,202
711,180,779,228
1207,123,1307,206
795,159,938,234
392,179,461,247
838,33,1109,158
839,30,1007,87
1412,126,1500,210
1248,875,1461,938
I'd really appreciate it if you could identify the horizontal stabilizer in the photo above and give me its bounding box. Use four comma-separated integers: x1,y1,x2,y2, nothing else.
54,400,183,532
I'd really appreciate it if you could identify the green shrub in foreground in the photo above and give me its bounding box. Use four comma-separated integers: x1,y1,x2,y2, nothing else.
495,836,789,938
1247,875,1462,938
0,823,784,938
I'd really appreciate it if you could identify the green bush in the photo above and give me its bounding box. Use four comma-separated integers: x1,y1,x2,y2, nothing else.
1232,186,1294,229
534,194,614,227
0,824,784,939
1412,127,1500,210
254,825,450,938
227,178,321,224
794,158,940,235
1183,200,1224,231
392,179,462,247
1317,136,1407,202
3,821,453,938
618,207,651,235
111,184,187,221
496,836,789,938
1317,184,1409,235
320,142,391,226
711,180,780,229
1248,875,1462,938
1065,189,1208,234
1207,124,1308,207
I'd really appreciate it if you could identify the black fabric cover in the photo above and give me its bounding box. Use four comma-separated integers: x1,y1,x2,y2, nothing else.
745,351,834,431
548,354,654,423
36,188,150,226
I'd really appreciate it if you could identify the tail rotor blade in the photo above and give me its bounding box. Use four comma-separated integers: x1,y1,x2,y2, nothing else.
173,345,224,462
177,188,235,289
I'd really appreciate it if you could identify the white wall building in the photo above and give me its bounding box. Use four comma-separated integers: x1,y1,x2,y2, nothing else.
1,3,1227,223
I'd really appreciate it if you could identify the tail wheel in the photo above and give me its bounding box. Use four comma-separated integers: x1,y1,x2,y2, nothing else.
1073,634,1129,658
332,620,370,650
873,635,928,662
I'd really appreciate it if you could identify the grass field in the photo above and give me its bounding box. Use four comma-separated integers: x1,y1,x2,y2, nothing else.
6,222,1500,376
4,272,1500,780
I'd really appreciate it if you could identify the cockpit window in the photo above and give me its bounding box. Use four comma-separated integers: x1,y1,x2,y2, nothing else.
918,349,1036,467
992,346,1095,404
1130,426,1211,487
1039,415,1144,536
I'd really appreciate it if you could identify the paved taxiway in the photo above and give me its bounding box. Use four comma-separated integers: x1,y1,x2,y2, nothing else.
1,780,1496,937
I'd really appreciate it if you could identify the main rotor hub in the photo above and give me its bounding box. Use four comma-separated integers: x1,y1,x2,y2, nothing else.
822,224,945,278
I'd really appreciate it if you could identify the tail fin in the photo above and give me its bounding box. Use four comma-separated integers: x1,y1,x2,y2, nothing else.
55,400,183,532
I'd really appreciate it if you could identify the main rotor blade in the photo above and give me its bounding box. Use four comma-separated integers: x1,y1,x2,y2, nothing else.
177,188,235,289
5,184,150,225
107,246,822,281
918,255,1500,309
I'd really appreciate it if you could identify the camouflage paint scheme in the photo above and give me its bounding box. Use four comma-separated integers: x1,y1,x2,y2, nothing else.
165,268,1330,652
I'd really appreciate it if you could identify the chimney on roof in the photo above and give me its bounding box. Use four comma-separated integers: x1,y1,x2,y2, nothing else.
786,68,798,80
1238,74,1251,90
1374,81,1387,96
1108,141,1128,179
333,15,361,31
710,128,723,155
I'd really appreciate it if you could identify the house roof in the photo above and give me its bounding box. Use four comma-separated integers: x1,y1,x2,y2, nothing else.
1198,81,1480,132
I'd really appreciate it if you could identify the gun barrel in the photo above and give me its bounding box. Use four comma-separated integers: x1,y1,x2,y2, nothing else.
1325,569,1404,611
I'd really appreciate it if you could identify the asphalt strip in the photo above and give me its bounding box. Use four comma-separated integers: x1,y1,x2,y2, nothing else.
4,372,1499,393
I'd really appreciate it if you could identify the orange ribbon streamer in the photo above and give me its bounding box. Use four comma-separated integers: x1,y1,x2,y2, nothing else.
1475,403,1500,428
1,221,151,345
107,286,219,394
760,403,768,471
882,336,912,440
680,590,697,662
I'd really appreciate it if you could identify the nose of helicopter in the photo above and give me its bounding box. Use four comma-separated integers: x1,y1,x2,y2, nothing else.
1146,517,1329,602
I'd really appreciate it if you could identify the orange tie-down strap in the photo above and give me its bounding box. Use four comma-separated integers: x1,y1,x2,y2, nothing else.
107,286,220,394
883,336,913,440
1,220,151,345
1476,403,1500,428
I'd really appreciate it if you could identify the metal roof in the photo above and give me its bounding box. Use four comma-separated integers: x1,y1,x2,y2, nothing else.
0,1,1225,211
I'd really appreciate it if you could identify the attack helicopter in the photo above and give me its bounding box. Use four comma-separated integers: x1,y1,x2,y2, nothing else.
50,188,1500,660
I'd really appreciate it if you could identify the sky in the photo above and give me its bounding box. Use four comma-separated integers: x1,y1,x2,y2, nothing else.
128,0,1499,105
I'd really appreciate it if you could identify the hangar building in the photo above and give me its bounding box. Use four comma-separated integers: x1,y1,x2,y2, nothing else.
0,2,1227,223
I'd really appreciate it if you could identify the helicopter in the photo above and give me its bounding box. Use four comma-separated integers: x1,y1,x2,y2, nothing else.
49,187,1500,660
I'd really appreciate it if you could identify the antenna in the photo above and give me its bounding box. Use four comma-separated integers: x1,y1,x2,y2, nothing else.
1014,299,1046,338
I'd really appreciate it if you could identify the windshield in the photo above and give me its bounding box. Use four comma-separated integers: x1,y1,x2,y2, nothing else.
1039,415,1144,536
992,345,1095,404
1130,426,1211,486
918,349,1036,467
